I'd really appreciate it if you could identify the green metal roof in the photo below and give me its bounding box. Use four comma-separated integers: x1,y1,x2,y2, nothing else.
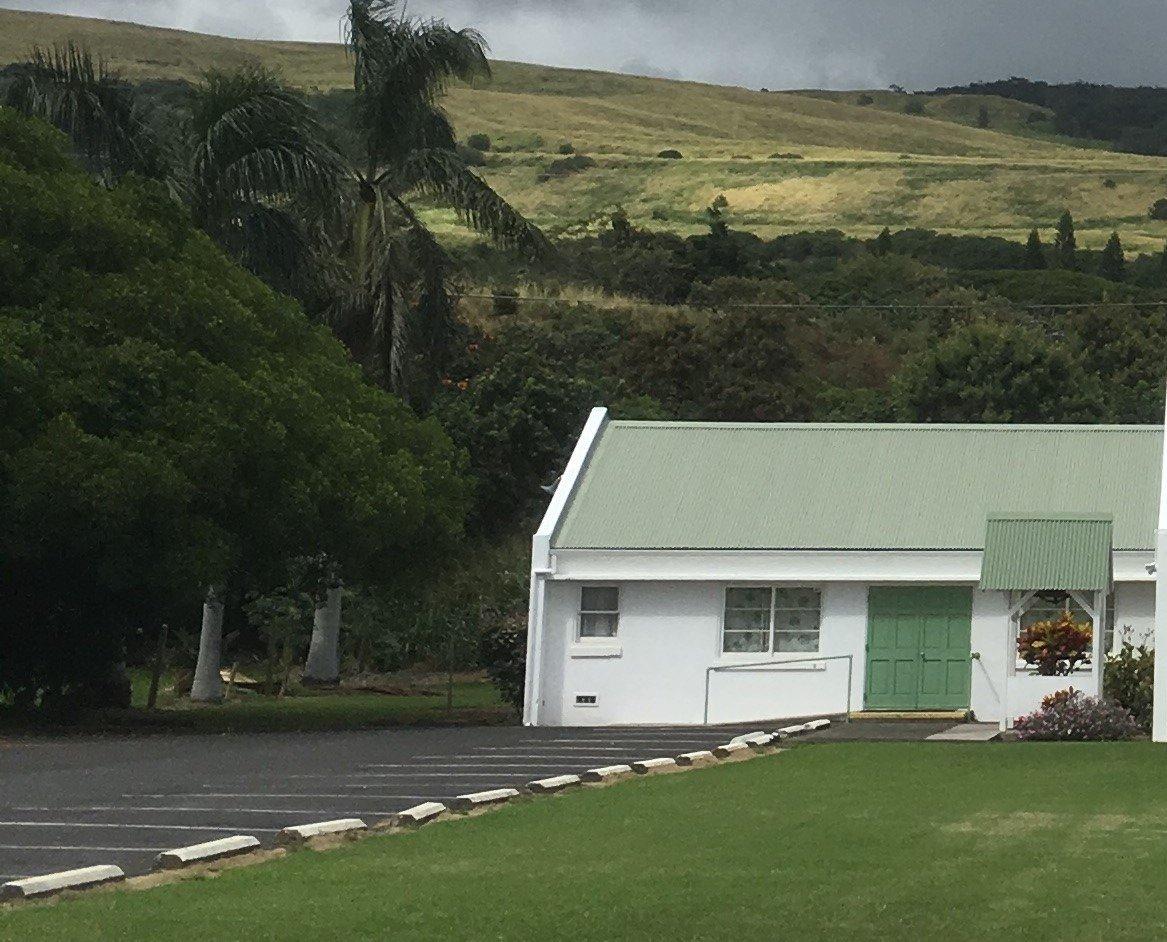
552,422,1162,551
979,515,1114,591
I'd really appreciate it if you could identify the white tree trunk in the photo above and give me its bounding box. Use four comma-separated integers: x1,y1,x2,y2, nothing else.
190,586,225,703
304,583,343,684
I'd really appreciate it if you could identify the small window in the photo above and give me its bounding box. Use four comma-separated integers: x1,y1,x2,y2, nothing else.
722,587,821,655
723,587,771,653
773,588,822,653
579,586,619,639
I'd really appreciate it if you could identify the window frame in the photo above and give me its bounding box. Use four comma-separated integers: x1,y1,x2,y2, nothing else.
1014,589,1099,673
577,584,620,642
720,585,822,657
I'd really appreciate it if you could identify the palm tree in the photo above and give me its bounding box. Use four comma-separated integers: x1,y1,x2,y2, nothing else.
10,5,549,692
3,42,159,183
185,65,343,294
315,0,549,401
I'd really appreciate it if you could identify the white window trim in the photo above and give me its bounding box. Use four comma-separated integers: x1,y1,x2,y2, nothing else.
719,584,823,661
576,584,620,644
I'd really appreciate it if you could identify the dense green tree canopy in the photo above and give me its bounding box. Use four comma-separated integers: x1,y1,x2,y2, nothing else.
892,320,1101,423
0,108,470,705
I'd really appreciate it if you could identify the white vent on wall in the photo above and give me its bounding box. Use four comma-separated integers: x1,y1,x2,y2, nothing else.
574,693,598,707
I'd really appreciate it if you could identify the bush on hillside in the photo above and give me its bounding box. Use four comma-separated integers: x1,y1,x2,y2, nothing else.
537,153,596,181
465,132,491,151
657,148,683,159
856,94,875,106
0,108,470,709
1014,689,1141,741
903,99,927,115
557,141,575,154
1149,198,1167,220
455,143,486,166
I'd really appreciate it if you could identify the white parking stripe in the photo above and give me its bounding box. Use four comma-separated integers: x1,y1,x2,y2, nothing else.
0,821,279,832
415,754,638,761
471,746,680,752
358,763,590,769
518,739,719,745
412,754,617,761
0,844,163,852
13,805,400,816
130,793,445,801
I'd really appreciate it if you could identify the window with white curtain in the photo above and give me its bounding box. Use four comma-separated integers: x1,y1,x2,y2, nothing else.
578,586,619,639
722,587,821,655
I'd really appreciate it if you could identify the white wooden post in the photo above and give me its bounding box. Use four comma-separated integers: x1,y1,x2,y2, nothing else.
1154,383,1167,742
1094,590,1107,698
1002,590,1038,731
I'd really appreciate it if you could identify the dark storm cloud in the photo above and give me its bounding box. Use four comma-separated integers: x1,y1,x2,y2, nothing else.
5,0,1167,89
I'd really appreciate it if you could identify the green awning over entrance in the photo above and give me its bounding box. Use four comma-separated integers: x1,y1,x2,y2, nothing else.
979,514,1113,592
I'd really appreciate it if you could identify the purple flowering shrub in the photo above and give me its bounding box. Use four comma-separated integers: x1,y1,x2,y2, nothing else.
1013,688,1142,741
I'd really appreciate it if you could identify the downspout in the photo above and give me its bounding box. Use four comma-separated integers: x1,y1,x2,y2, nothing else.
1154,380,1167,742
524,538,551,727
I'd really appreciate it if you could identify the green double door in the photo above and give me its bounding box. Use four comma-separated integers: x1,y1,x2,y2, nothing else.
865,587,972,711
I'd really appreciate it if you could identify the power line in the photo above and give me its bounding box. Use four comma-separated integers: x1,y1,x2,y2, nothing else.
453,293,1167,311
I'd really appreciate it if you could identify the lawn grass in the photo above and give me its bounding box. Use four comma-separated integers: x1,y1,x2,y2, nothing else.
5,9,1167,250
6,742,1167,939
1,677,510,736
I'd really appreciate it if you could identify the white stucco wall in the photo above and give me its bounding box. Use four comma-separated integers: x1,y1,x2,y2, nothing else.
535,580,867,726
531,577,1156,727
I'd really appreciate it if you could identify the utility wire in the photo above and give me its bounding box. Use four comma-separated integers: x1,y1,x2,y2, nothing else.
453,293,1167,311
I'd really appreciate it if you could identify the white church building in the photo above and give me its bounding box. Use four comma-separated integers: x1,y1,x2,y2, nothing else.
523,408,1167,736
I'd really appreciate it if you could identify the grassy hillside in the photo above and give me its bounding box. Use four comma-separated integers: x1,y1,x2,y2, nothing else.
4,9,1167,249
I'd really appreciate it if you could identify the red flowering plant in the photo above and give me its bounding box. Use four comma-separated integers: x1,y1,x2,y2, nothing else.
1016,610,1092,676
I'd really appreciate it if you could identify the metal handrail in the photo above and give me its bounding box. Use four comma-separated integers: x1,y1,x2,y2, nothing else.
703,653,854,725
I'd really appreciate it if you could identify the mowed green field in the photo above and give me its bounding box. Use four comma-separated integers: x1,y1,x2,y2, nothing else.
4,9,1167,248
5,744,1167,940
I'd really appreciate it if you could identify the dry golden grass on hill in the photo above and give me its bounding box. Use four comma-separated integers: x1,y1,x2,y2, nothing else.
4,8,1167,249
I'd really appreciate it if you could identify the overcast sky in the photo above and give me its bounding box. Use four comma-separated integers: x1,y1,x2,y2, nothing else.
4,0,1166,90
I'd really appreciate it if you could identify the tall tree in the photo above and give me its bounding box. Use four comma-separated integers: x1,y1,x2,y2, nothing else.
186,65,343,293
0,108,471,709
1024,229,1047,269
1053,210,1077,269
314,0,549,404
893,320,1101,423
976,104,991,128
2,42,160,183
1100,231,1126,282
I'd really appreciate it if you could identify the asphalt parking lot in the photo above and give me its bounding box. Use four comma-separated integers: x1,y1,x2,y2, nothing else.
0,722,780,881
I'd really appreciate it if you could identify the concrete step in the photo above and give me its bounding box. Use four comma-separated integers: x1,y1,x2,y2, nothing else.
849,710,970,722
926,723,1000,742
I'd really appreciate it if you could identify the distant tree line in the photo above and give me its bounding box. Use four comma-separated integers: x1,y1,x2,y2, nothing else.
929,76,1167,155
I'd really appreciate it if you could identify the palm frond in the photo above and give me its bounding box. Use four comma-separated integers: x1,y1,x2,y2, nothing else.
399,148,551,255
343,0,489,170
4,42,148,181
187,66,346,278
189,66,343,209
